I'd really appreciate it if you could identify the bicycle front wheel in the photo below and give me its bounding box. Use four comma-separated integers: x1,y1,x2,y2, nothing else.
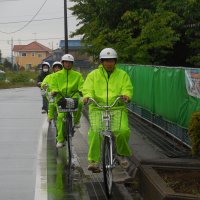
102,136,113,198
65,113,73,164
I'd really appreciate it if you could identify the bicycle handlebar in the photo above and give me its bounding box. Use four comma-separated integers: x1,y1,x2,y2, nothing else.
88,96,122,109
52,90,82,98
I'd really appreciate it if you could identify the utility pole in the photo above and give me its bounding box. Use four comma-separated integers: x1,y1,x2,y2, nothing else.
11,37,14,70
64,0,68,53
0,50,2,65
48,42,53,51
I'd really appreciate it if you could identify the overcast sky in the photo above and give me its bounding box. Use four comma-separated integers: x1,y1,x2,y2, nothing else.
0,0,80,58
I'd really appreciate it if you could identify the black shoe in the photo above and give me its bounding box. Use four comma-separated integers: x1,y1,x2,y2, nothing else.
41,109,46,114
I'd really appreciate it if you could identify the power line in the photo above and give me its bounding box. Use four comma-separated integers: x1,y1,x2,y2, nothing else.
0,0,48,34
0,37,64,42
21,37,64,41
0,17,63,24
0,15,75,25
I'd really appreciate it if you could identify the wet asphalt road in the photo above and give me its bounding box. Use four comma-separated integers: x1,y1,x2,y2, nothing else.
0,87,45,200
0,87,163,200
47,124,90,200
43,106,168,200
0,87,133,200
46,115,136,200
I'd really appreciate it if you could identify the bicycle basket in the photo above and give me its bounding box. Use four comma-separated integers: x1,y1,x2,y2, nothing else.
89,109,122,133
57,98,78,109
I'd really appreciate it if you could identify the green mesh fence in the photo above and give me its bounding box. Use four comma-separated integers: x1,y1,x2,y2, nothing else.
119,64,200,129
119,64,200,146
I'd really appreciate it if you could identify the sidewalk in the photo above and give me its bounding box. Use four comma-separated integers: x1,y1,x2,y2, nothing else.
0,87,45,200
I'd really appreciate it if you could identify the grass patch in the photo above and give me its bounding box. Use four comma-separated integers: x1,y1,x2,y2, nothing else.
0,71,39,89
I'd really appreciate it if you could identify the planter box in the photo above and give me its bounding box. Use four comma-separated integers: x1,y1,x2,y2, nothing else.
140,165,200,200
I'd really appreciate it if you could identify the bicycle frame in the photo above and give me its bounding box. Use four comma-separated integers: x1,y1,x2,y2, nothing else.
58,99,78,165
101,110,115,170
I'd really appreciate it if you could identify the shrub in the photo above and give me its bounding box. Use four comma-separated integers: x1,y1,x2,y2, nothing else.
0,71,5,81
0,64,4,71
0,71,39,89
10,73,29,83
188,111,200,157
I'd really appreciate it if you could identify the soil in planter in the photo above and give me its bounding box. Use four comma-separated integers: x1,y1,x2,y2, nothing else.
155,168,200,196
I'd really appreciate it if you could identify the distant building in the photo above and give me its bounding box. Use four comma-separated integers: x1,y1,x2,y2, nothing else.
59,39,81,49
41,48,63,69
13,41,51,70
59,40,91,65
42,40,91,68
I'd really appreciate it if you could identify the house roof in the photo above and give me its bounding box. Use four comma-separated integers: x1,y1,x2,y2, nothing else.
13,41,51,52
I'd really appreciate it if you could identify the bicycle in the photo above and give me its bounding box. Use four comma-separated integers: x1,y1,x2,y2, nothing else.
57,97,78,165
88,96,123,198
38,82,48,113
47,88,58,126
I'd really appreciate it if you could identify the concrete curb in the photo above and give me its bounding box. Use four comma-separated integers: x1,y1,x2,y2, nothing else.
34,117,49,200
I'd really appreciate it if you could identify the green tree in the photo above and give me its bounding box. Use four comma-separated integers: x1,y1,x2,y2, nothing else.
156,0,200,66
70,0,200,66
3,59,12,70
70,0,138,61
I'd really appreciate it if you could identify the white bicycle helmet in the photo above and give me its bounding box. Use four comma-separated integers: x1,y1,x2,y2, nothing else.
61,54,74,62
52,61,63,68
99,48,118,59
42,61,50,68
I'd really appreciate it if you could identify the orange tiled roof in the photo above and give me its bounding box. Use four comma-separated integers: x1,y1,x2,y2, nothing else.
13,41,51,52
12,45,25,51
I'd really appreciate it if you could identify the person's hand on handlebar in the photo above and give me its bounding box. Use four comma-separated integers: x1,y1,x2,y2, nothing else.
43,84,48,90
121,95,130,103
83,97,89,104
37,82,42,87
51,91,58,97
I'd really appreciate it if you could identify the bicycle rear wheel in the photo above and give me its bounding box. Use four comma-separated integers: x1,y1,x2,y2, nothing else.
65,113,73,164
102,136,113,198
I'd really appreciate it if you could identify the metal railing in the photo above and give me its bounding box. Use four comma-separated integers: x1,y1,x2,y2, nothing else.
127,103,191,148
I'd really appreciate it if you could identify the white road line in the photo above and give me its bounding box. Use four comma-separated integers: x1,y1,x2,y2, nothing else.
34,118,49,200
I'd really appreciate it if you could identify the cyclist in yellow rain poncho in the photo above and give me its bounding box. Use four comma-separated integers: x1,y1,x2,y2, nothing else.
51,54,84,148
41,61,63,122
83,48,133,173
